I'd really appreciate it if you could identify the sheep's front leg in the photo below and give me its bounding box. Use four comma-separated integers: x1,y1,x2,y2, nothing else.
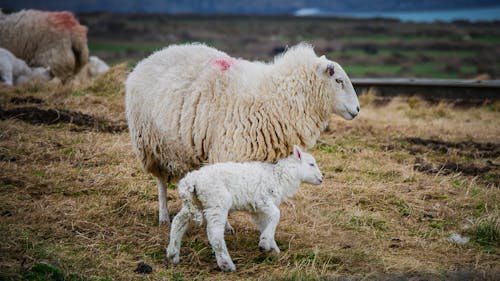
205,208,236,272
254,204,280,253
156,177,170,225
166,206,191,264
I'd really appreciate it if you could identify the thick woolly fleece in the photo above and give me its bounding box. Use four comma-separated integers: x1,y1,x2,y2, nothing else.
166,146,323,272
126,43,358,180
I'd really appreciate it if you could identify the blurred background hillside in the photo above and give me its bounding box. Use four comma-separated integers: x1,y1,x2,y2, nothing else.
2,0,499,79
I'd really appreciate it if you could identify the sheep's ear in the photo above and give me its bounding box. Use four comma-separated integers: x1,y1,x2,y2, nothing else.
293,145,302,161
316,60,335,78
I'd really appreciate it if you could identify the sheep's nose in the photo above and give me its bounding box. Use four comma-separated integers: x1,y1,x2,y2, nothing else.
356,106,360,113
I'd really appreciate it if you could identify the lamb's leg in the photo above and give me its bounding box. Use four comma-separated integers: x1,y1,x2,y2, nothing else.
166,206,191,264
205,208,236,272
254,204,281,253
156,177,170,225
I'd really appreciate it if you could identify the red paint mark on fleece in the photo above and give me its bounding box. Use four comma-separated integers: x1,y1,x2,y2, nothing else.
48,12,87,36
213,58,235,71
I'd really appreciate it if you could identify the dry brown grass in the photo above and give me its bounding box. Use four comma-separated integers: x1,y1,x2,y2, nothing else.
0,68,499,280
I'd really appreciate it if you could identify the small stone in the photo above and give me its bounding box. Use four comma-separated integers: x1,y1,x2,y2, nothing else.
134,262,152,274
449,233,469,245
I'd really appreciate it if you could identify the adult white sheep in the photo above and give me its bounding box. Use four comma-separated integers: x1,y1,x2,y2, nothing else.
0,10,89,82
125,43,359,225
0,48,51,86
167,145,323,272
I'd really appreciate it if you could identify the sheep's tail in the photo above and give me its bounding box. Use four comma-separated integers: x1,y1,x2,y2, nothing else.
178,178,204,226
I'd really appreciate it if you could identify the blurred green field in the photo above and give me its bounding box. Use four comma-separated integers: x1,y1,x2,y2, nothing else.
80,15,500,79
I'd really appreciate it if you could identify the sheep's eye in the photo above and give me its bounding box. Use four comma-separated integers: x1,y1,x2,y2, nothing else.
309,163,315,167
335,78,343,84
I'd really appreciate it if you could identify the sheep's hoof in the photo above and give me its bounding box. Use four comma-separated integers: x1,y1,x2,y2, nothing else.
258,239,271,252
218,259,236,272
166,250,180,264
225,225,235,235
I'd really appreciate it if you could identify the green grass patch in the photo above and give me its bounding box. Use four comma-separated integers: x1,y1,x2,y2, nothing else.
344,64,402,77
349,215,388,231
24,262,65,281
390,198,411,217
469,217,499,248
316,143,341,153
412,63,458,79
473,35,500,45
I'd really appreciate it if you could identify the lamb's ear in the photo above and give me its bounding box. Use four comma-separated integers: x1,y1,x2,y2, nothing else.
293,145,302,161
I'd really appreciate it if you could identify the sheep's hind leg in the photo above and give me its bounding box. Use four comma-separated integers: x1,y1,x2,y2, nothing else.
225,220,235,235
166,206,191,264
156,177,170,225
205,208,236,272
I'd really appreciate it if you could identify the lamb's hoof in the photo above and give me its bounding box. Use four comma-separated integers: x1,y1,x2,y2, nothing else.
159,216,171,226
218,259,236,272
259,239,280,253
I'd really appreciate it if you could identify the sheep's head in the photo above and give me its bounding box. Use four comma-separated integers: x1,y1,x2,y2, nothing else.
316,56,360,120
292,145,323,185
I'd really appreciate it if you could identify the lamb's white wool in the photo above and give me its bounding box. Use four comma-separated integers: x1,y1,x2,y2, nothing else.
125,43,359,225
71,55,110,85
166,146,323,272
89,56,109,76
0,48,51,86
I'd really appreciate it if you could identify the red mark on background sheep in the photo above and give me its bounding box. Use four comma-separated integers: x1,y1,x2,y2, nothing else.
48,12,87,36
213,58,235,71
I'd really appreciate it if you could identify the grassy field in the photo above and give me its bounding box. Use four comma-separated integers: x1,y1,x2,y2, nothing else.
0,66,498,280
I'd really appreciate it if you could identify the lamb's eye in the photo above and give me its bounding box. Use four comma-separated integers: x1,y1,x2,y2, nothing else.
335,78,343,84
309,163,315,167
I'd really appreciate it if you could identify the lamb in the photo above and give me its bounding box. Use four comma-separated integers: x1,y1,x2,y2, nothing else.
167,145,323,272
125,43,359,225
0,48,51,86
0,9,89,82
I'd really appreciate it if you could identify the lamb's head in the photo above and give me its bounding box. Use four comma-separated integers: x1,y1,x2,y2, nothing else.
15,67,52,85
291,145,323,185
31,67,52,81
316,56,360,120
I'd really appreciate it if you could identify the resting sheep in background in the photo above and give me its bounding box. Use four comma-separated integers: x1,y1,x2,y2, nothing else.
167,145,323,272
0,48,51,86
0,9,89,82
125,43,359,225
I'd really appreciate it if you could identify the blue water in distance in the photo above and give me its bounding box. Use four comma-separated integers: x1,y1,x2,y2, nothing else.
295,6,500,22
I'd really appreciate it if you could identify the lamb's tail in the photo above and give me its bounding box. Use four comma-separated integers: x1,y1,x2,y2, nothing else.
177,177,204,226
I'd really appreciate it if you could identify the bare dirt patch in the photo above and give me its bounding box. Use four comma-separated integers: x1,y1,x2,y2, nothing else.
405,137,500,158
0,106,127,133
